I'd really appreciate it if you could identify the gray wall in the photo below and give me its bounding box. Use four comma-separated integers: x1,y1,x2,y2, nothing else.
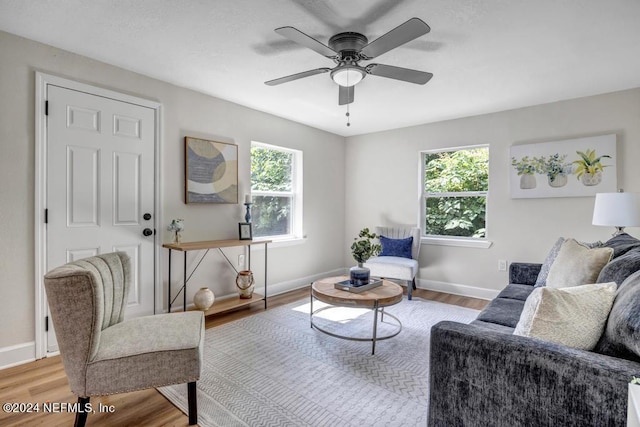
0,30,346,364
345,88,640,297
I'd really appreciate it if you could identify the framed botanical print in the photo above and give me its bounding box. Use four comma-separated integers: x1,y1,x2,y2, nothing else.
510,134,616,199
185,136,238,204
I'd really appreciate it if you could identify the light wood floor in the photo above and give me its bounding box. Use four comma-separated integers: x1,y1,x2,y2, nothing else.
0,287,487,426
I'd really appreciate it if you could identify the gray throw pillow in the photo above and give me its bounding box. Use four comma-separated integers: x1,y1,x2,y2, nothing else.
603,233,640,258
535,237,564,287
597,248,640,286
595,270,640,361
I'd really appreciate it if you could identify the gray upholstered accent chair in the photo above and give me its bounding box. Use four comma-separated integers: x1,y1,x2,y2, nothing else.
44,252,204,426
364,226,421,300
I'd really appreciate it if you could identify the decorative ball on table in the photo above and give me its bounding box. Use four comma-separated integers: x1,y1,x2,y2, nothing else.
194,287,215,310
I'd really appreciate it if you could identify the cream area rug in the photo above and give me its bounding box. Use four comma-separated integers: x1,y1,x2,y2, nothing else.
158,296,479,427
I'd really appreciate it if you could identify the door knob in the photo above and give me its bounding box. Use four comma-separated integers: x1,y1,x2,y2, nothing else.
143,213,152,220
143,228,153,236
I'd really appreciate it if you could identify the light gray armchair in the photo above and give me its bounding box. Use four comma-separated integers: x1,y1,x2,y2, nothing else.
364,226,421,300
44,252,204,426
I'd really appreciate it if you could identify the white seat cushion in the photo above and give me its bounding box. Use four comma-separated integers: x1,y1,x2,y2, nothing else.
364,256,418,281
93,311,204,362
85,311,204,395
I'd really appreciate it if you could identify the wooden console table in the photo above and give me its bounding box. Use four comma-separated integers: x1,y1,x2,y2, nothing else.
162,239,271,315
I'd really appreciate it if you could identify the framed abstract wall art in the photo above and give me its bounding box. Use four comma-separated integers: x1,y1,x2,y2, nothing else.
510,134,616,199
185,137,238,204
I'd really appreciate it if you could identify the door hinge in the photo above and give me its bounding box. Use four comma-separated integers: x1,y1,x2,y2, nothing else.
45,316,49,332
44,208,48,224
45,100,49,116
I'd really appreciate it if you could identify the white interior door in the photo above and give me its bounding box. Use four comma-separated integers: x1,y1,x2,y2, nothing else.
45,85,156,352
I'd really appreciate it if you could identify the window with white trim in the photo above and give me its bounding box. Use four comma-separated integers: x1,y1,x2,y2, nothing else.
250,142,303,240
421,146,489,239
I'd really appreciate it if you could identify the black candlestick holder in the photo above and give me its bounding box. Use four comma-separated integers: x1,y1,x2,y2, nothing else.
244,202,252,223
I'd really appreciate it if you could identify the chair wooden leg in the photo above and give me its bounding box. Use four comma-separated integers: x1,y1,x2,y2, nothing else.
74,396,90,427
187,381,198,425
412,278,417,290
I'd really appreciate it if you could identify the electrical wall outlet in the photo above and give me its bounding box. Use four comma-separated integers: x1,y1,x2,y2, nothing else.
238,254,245,268
498,259,507,271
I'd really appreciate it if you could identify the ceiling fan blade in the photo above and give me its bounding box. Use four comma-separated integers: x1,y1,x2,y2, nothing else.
275,26,337,58
288,2,344,33
358,1,406,29
265,68,331,86
367,64,433,85
361,18,431,59
338,85,354,105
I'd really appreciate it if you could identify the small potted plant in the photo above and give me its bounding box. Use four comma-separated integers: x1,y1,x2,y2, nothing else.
573,149,611,186
167,218,184,243
350,228,382,285
535,153,571,188
511,156,538,189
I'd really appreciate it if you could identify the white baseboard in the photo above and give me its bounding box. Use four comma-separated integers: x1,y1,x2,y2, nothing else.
0,341,36,370
417,278,498,301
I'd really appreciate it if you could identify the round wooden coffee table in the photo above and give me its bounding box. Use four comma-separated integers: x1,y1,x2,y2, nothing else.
310,276,403,355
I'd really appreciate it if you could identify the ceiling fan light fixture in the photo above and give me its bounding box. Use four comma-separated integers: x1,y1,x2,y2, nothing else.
331,67,365,87
267,18,433,105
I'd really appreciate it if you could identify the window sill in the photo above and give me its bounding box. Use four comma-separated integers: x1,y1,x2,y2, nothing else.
421,236,493,249
251,236,307,249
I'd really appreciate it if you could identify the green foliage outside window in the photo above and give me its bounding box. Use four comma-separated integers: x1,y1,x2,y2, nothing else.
250,146,294,237
251,146,292,192
424,148,489,238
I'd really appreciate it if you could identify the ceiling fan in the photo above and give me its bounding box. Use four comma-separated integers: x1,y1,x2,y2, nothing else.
265,18,434,106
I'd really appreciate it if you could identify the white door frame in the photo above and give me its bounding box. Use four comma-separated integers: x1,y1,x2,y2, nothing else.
34,72,164,359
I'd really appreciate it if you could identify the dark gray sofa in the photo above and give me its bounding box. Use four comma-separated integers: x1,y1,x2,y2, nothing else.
429,234,640,427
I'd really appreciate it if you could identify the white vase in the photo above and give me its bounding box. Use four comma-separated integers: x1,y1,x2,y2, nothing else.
520,174,536,189
193,287,215,310
548,173,567,188
581,171,602,186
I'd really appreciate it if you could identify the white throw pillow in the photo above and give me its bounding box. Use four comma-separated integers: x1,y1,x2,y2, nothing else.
545,238,613,288
513,282,617,350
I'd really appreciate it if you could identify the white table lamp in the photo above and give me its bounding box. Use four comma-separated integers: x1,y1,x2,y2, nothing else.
592,191,640,236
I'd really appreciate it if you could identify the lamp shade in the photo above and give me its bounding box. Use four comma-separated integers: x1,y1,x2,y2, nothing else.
592,192,640,227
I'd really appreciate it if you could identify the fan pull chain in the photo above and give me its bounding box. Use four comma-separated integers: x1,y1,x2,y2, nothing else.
345,71,351,127
346,104,350,127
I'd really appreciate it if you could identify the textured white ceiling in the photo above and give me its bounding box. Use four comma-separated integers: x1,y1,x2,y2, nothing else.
1,0,639,136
